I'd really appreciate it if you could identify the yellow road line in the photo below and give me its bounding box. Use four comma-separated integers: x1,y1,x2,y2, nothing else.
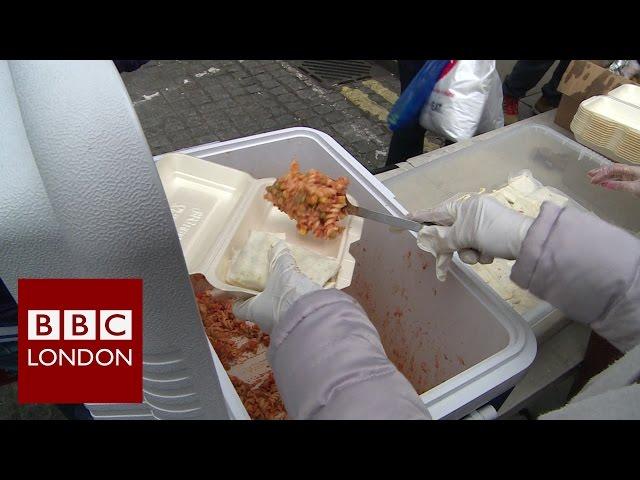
362,79,399,104
340,86,389,122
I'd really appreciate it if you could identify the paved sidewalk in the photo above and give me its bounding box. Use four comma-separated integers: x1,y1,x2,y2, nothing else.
0,382,66,419
121,60,444,170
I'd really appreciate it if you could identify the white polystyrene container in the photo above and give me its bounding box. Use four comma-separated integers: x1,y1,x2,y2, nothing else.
572,132,640,165
156,154,256,274
570,95,640,164
158,127,537,420
384,125,640,330
570,96,640,164
608,84,640,108
156,153,363,297
579,95,640,131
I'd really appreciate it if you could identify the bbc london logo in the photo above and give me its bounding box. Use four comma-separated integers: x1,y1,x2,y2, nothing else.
18,279,143,404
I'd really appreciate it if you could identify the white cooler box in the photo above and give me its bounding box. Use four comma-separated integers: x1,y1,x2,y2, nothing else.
151,128,536,420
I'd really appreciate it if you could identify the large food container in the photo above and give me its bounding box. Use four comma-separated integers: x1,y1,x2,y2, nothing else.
161,127,536,419
383,124,640,329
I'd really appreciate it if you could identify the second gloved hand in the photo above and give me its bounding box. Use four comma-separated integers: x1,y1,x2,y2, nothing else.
588,164,640,198
233,240,321,334
410,194,534,282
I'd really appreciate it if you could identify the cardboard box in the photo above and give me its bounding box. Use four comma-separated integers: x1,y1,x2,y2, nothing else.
555,60,636,130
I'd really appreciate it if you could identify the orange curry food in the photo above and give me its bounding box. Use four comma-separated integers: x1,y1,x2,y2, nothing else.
264,160,349,239
190,273,287,420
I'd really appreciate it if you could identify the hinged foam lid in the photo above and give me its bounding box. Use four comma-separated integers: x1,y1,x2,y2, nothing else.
156,153,255,274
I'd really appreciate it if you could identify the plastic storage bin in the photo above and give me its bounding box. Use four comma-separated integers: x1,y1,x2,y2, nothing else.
384,124,640,327
158,127,536,420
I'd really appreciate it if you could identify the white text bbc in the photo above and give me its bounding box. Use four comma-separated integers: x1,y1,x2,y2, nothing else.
27,310,132,341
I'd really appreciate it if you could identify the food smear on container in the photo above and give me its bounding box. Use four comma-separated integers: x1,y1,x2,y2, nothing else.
264,160,349,239
190,273,287,420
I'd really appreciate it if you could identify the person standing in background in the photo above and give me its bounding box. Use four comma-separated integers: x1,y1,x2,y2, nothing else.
385,60,428,167
502,60,570,125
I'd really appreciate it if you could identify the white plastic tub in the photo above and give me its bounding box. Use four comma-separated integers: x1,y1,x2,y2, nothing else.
159,128,536,420
384,125,640,330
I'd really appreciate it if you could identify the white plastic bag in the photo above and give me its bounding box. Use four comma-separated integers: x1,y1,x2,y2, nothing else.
476,69,504,134
419,60,504,142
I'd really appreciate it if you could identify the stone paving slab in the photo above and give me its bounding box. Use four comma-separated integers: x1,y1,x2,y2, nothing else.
121,60,445,170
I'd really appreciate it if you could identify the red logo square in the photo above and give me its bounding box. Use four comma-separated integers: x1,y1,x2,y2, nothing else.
18,279,143,404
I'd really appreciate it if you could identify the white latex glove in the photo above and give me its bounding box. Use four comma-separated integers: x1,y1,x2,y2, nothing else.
410,194,534,282
588,164,640,198
233,240,321,334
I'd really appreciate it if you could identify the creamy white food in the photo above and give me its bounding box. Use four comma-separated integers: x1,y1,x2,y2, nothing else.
227,230,340,291
469,173,569,315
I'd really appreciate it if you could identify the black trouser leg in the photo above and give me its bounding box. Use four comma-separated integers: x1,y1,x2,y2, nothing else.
540,60,570,107
386,60,428,166
57,404,93,420
113,60,150,73
502,60,556,99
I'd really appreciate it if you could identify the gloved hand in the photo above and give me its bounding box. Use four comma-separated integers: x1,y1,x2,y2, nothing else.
588,164,640,198
410,194,534,282
233,240,321,334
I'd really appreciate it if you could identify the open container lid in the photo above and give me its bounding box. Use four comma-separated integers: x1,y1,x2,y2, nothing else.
156,153,256,274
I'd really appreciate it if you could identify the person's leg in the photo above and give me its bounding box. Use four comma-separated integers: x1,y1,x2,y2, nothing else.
502,60,556,99
113,60,150,73
502,60,556,125
386,60,428,166
57,404,93,420
537,60,571,110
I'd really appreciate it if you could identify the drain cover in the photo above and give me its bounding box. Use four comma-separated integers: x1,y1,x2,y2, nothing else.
292,60,373,87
